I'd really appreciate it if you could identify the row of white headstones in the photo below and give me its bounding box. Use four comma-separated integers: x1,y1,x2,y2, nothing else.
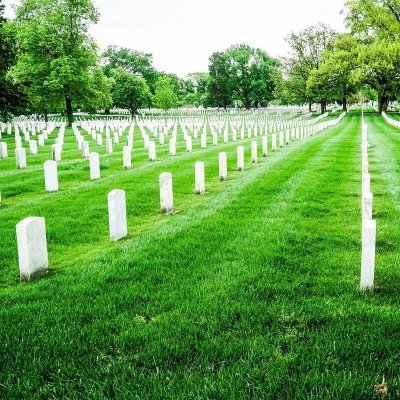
0,112,310,169
2,113,325,191
13,112,346,281
360,113,376,290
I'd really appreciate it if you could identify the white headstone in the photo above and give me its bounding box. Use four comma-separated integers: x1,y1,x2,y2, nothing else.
15,136,22,149
52,144,61,162
89,152,100,180
362,173,370,194
195,162,205,194
360,219,376,290
201,134,207,149
148,141,156,161
262,136,268,157
159,132,165,145
271,134,277,151
251,141,257,163
362,192,373,220
108,189,127,242
29,140,38,155
219,152,227,181
82,141,89,158
0,142,7,159
38,134,45,147
16,148,27,169
106,138,113,154
169,139,176,156
159,172,173,214
186,136,192,152
123,146,131,169
16,217,48,281
44,160,58,192
237,146,244,171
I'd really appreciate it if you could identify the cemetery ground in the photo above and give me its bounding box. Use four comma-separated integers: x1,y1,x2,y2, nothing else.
1,110,400,399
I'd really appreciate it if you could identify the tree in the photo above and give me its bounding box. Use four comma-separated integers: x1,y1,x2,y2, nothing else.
226,44,279,108
187,72,209,106
344,0,400,112
206,51,233,108
112,69,152,116
79,68,113,114
11,0,100,126
307,34,359,111
153,75,178,110
0,1,27,121
282,23,336,113
206,45,279,109
102,46,159,93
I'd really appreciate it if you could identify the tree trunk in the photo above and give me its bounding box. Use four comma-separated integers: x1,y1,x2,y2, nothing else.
342,96,347,112
44,109,48,123
378,93,389,114
65,96,73,127
130,107,138,117
320,102,326,114
105,109,110,114
308,102,312,112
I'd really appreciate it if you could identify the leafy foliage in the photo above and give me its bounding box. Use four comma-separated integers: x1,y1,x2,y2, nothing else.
111,69,152,115
207,44,279,109
10,0,101,124
102,45,159,93
154,75,178,110
280,23,336,111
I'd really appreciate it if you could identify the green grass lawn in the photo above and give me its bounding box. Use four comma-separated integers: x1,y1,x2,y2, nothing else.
0,110,399,399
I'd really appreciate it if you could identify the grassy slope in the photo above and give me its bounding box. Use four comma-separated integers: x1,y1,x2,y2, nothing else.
0,111,399,399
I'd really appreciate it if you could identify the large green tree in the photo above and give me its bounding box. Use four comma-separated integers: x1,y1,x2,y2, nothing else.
11,0,100,125
207,45,279,109
112,69,152,116
281,23,336,112
307,34,359,111
102,46,159,93
226,44,279,108
344,0,400,112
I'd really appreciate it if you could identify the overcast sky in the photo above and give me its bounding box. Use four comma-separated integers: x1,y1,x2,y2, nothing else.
3,0,346,78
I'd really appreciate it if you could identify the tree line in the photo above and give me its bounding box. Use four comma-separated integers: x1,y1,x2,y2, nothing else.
0,0,400,125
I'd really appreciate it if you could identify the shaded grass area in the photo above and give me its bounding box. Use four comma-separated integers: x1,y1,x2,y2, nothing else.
1,111,399,399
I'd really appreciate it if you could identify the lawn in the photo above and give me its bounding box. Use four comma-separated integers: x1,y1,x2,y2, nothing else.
0,110,399,399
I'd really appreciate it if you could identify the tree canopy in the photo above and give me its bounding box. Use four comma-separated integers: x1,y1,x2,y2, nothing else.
111,69,152,116
10,0,101,125
153,75,178,110
207,44,279,109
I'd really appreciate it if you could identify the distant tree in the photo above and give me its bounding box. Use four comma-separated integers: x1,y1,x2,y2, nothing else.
187,72,209,105
154,75,178,110
102,46,159,93
307,34,359,111
206,52,233,108
282,23,336,113
112,69,152,116
343,0,400,112
206,45,279,109
226,44,279,108
11,0,100,125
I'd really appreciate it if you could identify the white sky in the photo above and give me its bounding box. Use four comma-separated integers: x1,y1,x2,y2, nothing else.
3,0,346,78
